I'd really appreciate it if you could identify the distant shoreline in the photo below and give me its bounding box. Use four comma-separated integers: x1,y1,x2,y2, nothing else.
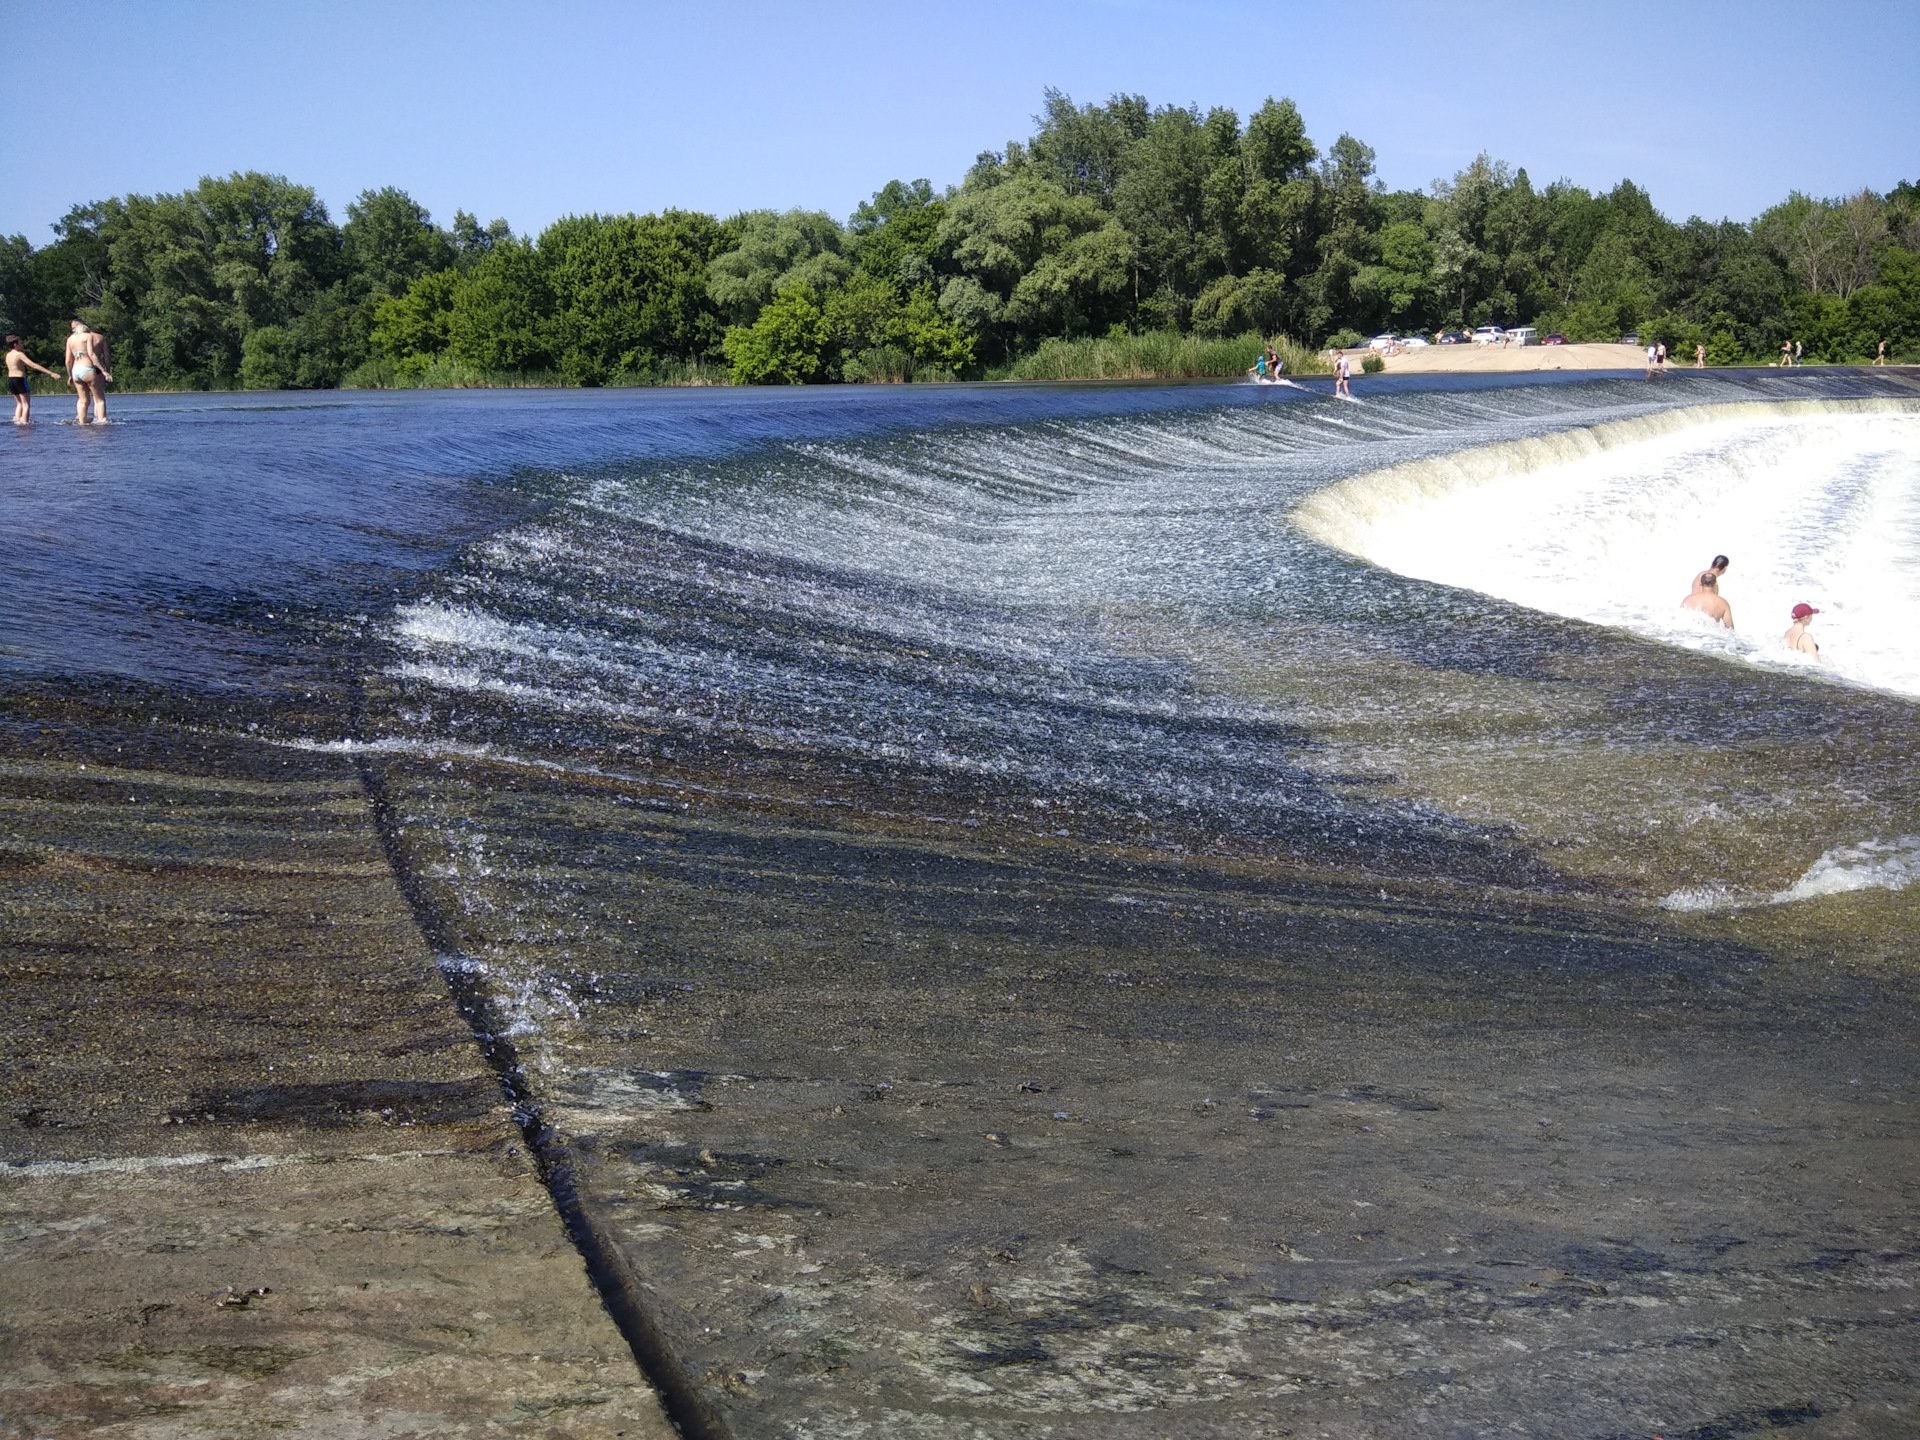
72,349,1906,397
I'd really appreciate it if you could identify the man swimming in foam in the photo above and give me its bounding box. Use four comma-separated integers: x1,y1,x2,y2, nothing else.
1681,572,1734,628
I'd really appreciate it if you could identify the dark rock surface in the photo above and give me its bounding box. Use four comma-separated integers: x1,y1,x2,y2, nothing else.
0,689,674,1439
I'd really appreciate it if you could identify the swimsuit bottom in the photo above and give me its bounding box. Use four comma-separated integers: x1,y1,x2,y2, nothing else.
6,377,27,395
72,364,95,381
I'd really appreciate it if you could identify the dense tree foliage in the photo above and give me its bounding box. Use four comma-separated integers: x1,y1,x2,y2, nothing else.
3,95,1916,389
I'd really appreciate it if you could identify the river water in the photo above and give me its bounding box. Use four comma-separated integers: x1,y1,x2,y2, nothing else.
5,369,1918,1435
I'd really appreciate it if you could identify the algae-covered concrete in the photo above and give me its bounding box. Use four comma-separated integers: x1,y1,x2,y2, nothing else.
365,721,1920,1439
0,688,673,1439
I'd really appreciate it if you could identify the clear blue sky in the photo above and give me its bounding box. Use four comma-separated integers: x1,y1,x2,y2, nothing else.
8,0,1917,243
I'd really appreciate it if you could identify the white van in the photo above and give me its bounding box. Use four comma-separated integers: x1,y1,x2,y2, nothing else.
1507,326,1539,347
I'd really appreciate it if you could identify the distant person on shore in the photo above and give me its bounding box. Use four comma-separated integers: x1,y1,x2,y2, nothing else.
1794,339,1804,366
64,319,113,424
1333,349,1351,398
5,335,61,425
1877,338,1888,366
1646,343,1659,378
1695,342,1706,369
1656,341,1668,373
1783,602,1822,659
1681,572,1733,628
1780,339,1793,367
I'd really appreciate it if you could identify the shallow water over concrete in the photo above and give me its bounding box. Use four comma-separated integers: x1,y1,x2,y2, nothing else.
6,372,1919,1437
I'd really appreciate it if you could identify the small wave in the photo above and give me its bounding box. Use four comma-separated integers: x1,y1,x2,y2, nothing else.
1771,835,1920,904
1659,835,1920,911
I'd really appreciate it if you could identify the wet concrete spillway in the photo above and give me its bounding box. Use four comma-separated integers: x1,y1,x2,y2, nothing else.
4,374,1918,1437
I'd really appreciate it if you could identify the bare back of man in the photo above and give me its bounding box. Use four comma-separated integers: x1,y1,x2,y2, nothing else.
1681,587,1733,628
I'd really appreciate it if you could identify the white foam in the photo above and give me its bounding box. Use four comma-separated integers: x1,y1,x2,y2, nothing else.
1293,400,1920,698
2,1148,460,1180
1659,835,1920,911
1770,835,1920,904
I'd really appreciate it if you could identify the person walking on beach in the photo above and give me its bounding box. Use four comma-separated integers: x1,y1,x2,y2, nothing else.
1784,602,1822,660
5,335,61,425
1781,339,1793,367
1794,340,1803,367
1333,348,1351,398
1681,572,1733,628
1695,342,1706,369
1877,338,1888,366
64,319,113,424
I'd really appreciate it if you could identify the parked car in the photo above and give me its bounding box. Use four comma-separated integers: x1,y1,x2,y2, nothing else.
1506,326,1539,346
1542,333,1568,345
1472,325,1506,345
1398,334,1429,348
1437,331,1470,345
1619,333,1640,346
1367,334,1398,351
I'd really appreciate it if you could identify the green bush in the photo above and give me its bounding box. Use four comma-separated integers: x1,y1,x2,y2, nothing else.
842,345,913,383
1360,352,1385,374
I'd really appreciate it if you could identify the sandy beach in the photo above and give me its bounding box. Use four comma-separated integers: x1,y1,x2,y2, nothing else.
1356,340,1654,374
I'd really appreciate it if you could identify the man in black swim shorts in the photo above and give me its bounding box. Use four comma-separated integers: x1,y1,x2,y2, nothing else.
5,335,62,425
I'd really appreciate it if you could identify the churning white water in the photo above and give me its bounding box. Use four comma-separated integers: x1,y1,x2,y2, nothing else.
1294,401,1920,698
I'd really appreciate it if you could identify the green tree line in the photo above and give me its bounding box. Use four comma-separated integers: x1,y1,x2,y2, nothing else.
3,89,1916,389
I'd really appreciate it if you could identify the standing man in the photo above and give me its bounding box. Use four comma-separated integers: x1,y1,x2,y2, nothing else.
1781,339,1793,367
1333,348,1351,398
1695,342,1706,369
1793,339,1804,366
64,318,113,424
5,335,61,425
1877,338,1888,366
1783,603,1822,660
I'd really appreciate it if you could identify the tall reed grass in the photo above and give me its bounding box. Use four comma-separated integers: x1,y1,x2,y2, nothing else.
991,331,1326,382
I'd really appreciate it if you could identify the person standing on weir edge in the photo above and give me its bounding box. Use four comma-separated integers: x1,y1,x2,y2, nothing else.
5,336,61,424
1794,339,1804,366
1333,349,1351,397
1878,338,1888,365
1781,339,1793,367
65,319,113,424
1695,342,1706,368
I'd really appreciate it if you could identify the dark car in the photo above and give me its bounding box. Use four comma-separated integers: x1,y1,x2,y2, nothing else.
1542,333,1567,345
1437,331,1469,345
1619,333,1640,346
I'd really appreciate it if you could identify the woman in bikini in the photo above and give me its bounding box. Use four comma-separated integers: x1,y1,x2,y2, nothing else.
64,318,113,424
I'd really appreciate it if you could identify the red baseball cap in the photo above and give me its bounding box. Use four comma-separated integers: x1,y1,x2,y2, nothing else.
1791,603,1820,619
